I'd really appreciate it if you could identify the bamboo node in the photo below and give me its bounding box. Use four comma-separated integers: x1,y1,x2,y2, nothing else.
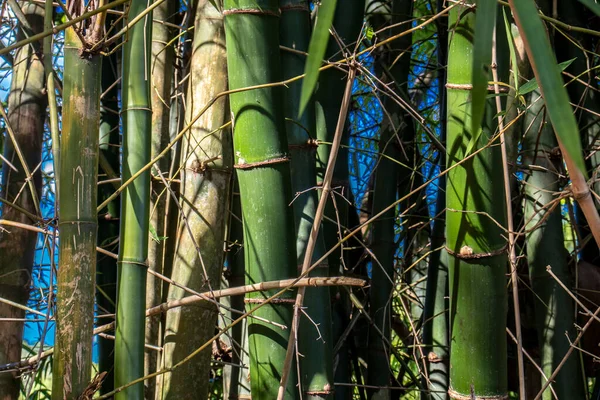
306,383,334,395
570,184,591,201
445,244,507,260
445,83,509,93
288,139,319,150
280,3,310,12
244,298,296,304
116,260,148,269
234,156,290,170
448,387,508,400
223,7,280,17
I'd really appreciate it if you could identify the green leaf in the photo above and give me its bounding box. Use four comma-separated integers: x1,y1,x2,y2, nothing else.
510,0,587,175
149,224,167,243
503,9,519,93
579,0,600,16
298,0,338,118
465,0,497,156
365,24,375,41
517,58,576,96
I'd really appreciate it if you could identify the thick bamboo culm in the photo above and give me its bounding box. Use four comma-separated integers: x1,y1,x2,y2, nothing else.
53,11,102,399
446,2,509,398
223,0,299,397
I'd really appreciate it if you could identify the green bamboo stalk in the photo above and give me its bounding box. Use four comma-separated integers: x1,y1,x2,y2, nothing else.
96,15,121,395
422,177,449,400
0,1,46,398
280,1,334,398
313,4,364,397
114,0,152,396
52,8,102,399
409,206,429,323
146,0,176,395
446,2,508,398
523,89,586,400
223,0,299,397
158,1,232,398
421,3,449,395
222,181,252,399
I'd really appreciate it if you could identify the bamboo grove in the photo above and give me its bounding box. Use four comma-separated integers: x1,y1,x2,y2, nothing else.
2,0,600,399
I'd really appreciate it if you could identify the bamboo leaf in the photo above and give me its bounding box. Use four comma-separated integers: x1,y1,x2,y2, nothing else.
298,0,337,117
510,0,587,175
502,9,519,93
517,58,576,96
579,0,600,16
465,0,497,156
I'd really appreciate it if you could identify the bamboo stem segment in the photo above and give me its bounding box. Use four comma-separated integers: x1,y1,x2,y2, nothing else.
446,1,508,397
223,0,299,397
114,0,152,397
53,15,102,399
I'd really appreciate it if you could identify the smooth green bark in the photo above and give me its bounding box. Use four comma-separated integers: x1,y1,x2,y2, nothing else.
114,0,152,396
0,2,46,398
422,177,449,400
422,5,449,394
222,182,252,399
446,3,508,397
224,0,299,398
158,2,232,398
53,23,101,400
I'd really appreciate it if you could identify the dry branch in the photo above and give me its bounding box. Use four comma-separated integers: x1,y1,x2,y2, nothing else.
0,276,365,373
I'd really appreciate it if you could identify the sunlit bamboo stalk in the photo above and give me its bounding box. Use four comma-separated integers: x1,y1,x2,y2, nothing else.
114,0,152,396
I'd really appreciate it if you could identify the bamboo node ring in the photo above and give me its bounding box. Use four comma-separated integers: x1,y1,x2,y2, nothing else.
447,387,508,400
234,156,290,170
445,244,507,260
445,83,509,93
223,8,280,17
244,298,296,304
